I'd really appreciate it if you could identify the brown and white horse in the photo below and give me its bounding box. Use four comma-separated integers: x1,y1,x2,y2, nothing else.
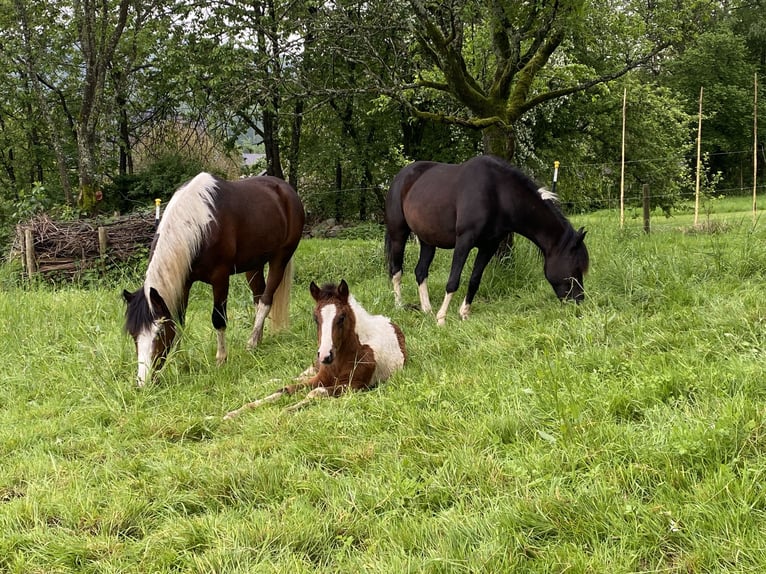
123,172,305,386
224,279,406,418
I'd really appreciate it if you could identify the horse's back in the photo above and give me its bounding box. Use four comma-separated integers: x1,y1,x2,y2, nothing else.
201,176,305,272
350,298,406,382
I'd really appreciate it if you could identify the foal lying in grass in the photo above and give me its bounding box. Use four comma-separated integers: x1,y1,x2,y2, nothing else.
224,279,406,418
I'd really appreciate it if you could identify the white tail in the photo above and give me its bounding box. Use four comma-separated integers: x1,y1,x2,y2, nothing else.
269,257,294,330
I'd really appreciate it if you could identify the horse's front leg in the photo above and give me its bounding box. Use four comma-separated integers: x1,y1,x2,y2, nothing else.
223,370,317,420
460,240,501,320
437,236,473,325
211,275,230,365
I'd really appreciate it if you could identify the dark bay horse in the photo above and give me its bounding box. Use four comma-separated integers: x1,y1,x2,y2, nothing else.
224,279,406,418
123,172,305,386
385,155,589,324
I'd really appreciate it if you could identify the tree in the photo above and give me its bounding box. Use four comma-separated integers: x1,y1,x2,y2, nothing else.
664,26,758,190
401,0,713,161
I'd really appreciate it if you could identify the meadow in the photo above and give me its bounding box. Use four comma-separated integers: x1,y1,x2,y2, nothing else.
0,197,764,573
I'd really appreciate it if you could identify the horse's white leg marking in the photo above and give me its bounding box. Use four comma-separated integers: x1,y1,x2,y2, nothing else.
216,329,227,365
392,271,403,307
459,298,471,321
248,301,271,349
436,292,454,326
317,304,337,363
223,390,286,420
418,280,432,313
135,324,158,387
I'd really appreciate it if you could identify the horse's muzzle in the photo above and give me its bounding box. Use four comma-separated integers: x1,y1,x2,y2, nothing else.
319,350,334,365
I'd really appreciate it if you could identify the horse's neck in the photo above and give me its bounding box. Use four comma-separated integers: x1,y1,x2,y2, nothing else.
510,202,568,256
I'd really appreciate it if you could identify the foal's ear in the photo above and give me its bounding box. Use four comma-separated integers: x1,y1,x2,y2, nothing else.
122,289,134,303
338,279,349,299
576,227,587,244
309,281,320,301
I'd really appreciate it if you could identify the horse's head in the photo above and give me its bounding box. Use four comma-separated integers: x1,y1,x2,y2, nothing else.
310,279,356,366
544,227,589,303
123,286,178,386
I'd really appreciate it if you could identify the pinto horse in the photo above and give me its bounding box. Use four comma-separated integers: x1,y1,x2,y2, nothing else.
123,172,305,386
385,155,589,324
224,279,406,418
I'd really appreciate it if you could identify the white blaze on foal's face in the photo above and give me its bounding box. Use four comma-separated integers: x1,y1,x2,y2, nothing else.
317,303,338,364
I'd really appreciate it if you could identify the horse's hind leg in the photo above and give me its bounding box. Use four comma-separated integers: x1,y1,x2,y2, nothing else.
386,229,409,307
414,242,437,313
245,268,267,350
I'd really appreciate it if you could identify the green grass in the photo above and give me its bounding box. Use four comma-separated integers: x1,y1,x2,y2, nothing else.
0,199,765,572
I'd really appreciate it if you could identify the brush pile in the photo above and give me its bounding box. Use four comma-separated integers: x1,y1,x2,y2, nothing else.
11,212,156,278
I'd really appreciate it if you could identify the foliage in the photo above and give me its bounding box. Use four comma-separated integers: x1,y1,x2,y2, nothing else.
662,25,761,193
1,197,765,572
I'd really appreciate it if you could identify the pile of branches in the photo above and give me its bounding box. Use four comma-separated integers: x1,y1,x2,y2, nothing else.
12,212,156,278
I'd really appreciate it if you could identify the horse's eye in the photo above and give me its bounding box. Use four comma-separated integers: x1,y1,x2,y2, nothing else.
313,314,319,324
337,313,346,326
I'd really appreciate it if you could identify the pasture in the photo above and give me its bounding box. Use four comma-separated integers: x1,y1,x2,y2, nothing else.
0,198,765,573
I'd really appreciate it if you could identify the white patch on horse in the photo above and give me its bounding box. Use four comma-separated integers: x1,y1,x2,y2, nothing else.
348,295,405,382
317,303,337,363
418,280,432,312
537,187,559,203
135,322,159,386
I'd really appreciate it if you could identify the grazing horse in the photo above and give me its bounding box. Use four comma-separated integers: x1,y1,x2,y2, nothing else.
224,279,406,418
385,155,589,324
123,172,305,386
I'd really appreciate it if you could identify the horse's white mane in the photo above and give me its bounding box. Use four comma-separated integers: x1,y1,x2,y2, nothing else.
144,172,218,317
537,187,559,203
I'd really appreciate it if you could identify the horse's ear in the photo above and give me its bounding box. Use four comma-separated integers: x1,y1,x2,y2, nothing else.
338,279,349,299
310,281,320,301
148,287,166,310
122,289,133,303
576,227,587,245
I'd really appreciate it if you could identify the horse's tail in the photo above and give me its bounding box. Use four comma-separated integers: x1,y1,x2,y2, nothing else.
270,256,294,330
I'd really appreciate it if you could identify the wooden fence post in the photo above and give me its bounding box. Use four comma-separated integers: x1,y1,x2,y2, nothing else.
24,228,37,278
642,184,650,234
98,226,108,272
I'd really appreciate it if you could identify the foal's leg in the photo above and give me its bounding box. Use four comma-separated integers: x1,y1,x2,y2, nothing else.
460,240,500,320
245,269,266,350
414,242,437,313
223,368,319,420
211,276,230,364
436,236,474,325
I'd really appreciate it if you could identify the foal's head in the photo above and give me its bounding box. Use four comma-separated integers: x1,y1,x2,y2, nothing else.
310,279,357,366
544,226,590,302
123,286,178,386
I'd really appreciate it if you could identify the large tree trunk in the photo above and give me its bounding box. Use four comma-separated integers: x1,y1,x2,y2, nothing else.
482,124,516,161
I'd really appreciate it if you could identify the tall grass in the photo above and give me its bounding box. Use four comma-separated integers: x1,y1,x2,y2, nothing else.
0,201,764,573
